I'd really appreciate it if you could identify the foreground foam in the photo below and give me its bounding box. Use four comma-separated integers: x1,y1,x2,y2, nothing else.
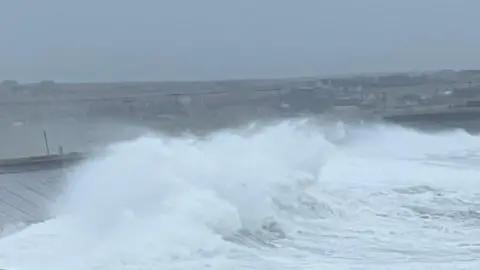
0,120,479,269
0,120,336,269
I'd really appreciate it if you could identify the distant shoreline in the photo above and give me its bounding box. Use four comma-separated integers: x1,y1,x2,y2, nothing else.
3,68,480,86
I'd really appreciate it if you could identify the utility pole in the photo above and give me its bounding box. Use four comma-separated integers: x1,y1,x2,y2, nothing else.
43,130,50,155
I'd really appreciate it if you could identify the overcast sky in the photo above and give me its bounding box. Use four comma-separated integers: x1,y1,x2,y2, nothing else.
0,0,479,82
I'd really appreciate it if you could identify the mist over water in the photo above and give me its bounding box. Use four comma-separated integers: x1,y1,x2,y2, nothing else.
0,119,479,269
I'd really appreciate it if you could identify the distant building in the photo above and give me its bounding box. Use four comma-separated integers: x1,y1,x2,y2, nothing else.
0,80,21,91
428,69,457,82
35,80,60,91
452,86,480,99
1,80,19,87
396,93,426,106
457,70,480,81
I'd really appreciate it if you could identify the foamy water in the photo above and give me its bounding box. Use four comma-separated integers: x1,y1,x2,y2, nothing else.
0,120,479,269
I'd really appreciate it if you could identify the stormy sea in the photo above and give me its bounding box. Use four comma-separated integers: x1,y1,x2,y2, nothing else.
0,119,479,270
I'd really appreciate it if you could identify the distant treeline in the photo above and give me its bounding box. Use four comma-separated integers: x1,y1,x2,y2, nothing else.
2,70,480,93
321,70,480,89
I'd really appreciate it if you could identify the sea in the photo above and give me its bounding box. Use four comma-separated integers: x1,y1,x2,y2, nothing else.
0,119,479,270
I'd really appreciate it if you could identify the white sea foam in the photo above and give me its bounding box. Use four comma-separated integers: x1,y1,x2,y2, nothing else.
0,120,479,269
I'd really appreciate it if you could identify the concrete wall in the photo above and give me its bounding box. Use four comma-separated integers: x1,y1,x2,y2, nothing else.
0,169,64,233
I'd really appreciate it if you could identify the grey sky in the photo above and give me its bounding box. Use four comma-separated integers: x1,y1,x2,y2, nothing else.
1,0,479,82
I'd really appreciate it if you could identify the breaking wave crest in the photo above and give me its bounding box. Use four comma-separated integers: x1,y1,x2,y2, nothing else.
1,119,480,269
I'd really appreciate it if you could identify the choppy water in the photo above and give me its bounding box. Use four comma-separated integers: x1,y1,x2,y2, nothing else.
0,119,479,269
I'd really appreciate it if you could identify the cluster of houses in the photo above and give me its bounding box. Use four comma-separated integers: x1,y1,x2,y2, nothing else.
2,69,480,119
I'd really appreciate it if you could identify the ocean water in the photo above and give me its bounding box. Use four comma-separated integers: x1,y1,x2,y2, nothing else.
0,119,479,269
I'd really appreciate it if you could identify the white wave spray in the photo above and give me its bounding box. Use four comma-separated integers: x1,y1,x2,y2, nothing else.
0,120,479,270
